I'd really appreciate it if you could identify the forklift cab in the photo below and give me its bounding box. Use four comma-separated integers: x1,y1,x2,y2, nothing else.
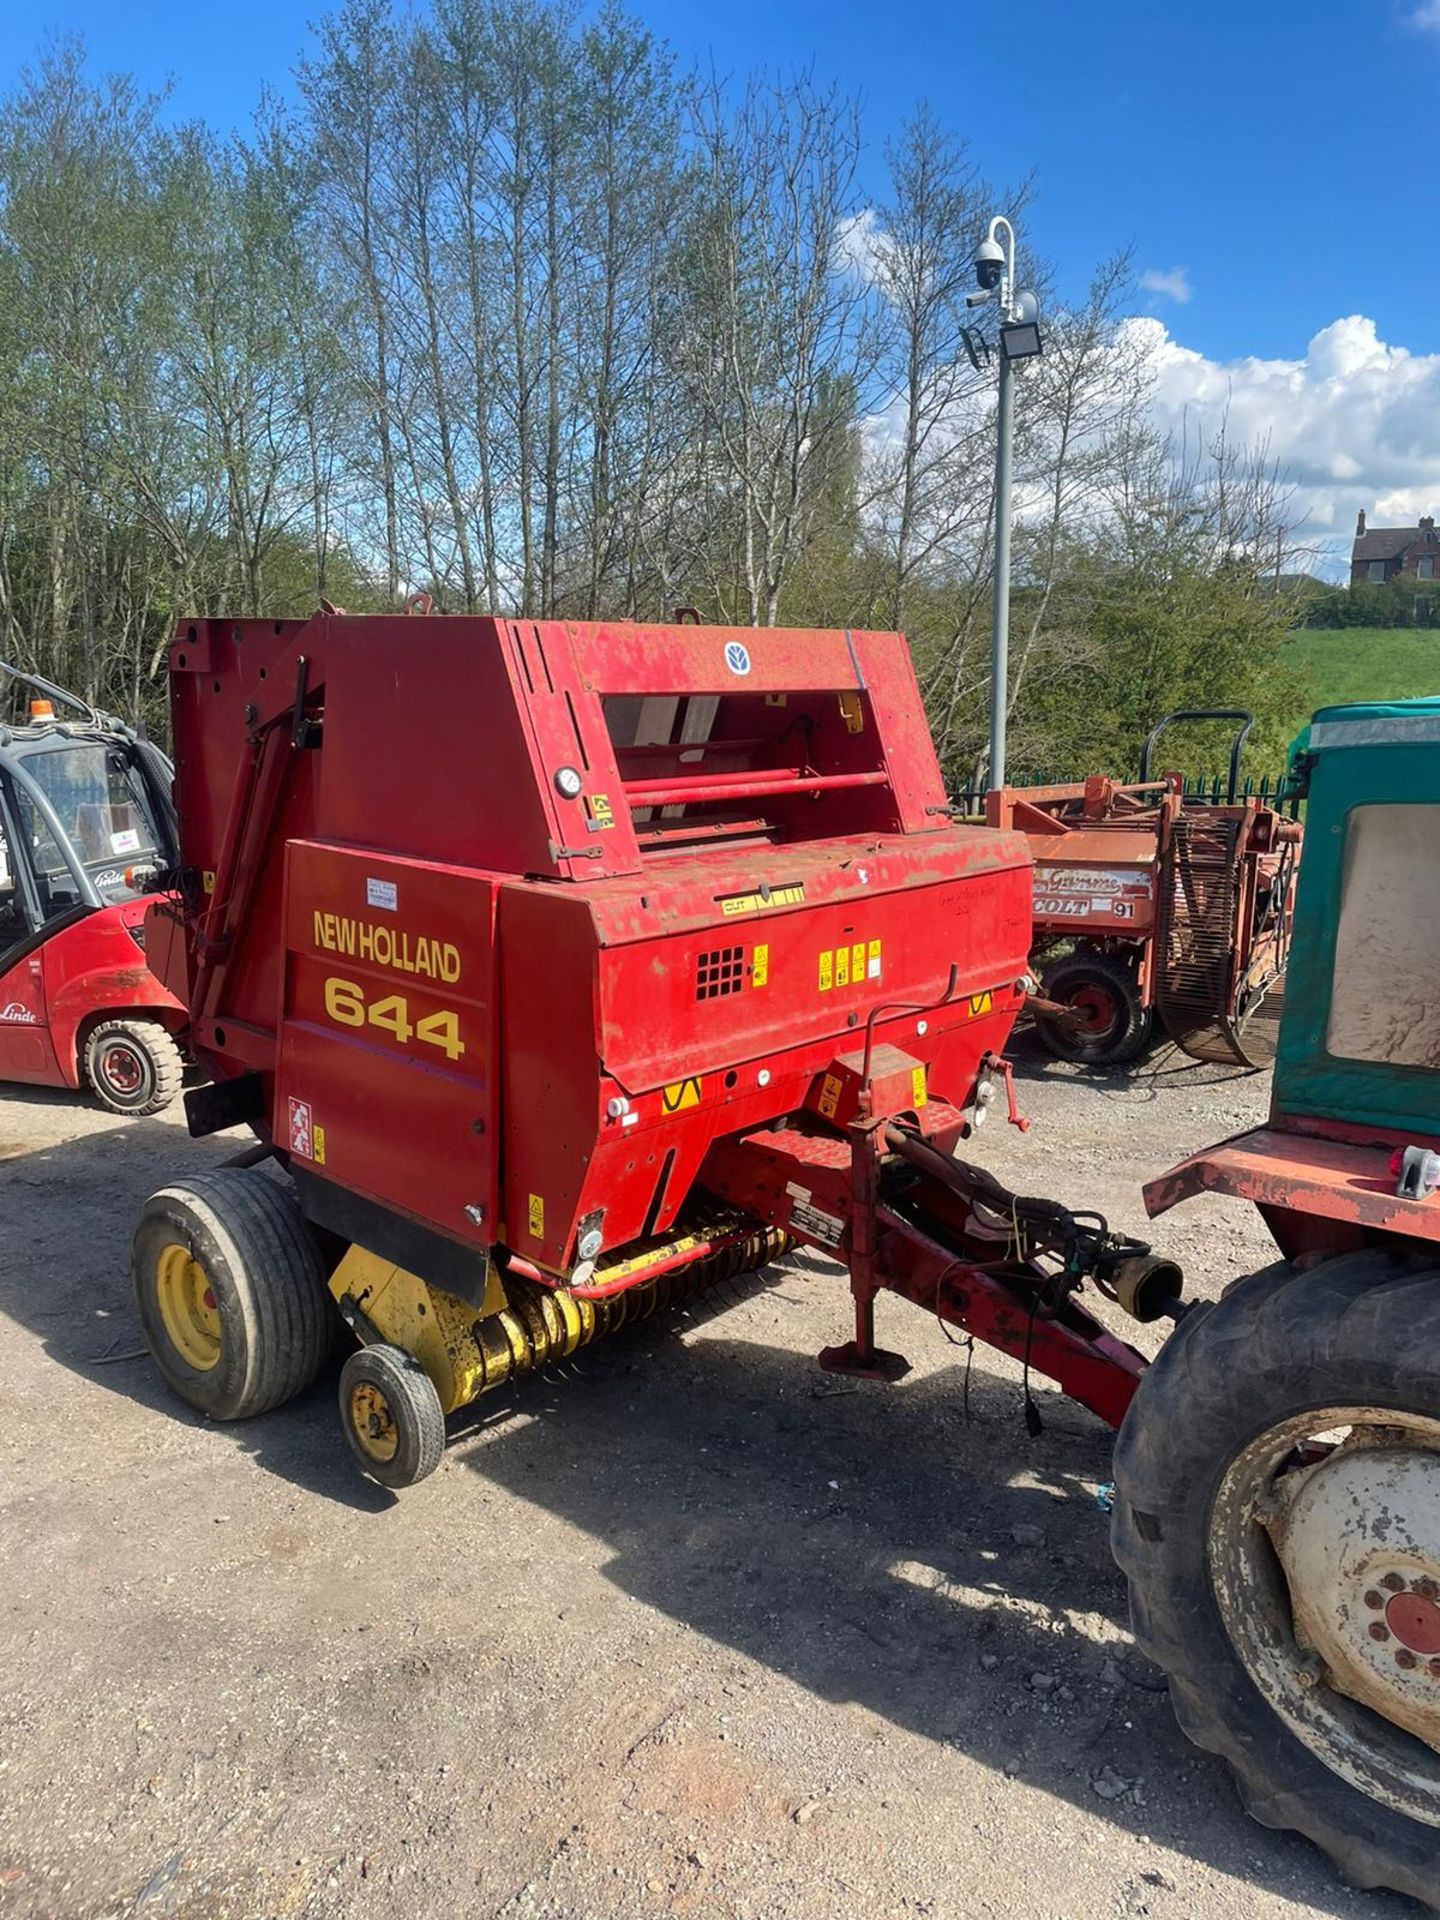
0,670,183,1103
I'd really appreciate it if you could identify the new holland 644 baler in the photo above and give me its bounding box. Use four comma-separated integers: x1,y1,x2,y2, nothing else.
134,609,1172,1487
132,618,1440,1905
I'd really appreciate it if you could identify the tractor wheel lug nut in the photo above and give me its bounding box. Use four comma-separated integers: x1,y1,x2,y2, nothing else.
1396,1648,1419,1671
1368,1623,1391,1642
1382,1572,1407,1593
1363,1589,1384,1610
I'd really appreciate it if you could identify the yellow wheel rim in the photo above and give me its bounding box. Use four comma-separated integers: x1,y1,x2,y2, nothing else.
155,1242,222,1372
348,1381,400,1463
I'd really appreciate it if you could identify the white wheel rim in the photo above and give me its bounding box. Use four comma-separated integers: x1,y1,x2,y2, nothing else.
1211,1405,1440,1826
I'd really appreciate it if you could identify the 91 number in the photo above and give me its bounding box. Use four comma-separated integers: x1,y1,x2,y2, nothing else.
322,976,465,1061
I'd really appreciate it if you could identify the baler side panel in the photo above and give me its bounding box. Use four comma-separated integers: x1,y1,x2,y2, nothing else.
500,621,644,878
850,628,950,832
552,622,948,838
595,861,1032,1094
497,885,601,1272
315,617,609,879
276,840,500,1248
170,620,321,1072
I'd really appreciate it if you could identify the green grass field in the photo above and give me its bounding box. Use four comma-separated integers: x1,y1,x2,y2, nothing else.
1281,627,1440,738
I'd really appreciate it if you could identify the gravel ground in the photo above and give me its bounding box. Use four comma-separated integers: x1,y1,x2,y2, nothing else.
0,1037,1420,1920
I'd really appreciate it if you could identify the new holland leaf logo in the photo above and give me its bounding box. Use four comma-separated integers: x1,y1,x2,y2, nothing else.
723,641,751,676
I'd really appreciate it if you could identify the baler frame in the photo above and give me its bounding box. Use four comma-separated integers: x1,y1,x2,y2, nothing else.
136,608,1174,1487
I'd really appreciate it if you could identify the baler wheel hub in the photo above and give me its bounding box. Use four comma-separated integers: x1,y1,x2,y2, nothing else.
154,1243,222,1373
348,1382,401,1464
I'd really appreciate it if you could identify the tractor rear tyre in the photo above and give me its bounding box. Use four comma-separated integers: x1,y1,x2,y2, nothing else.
1034,951,1151,1065
132,1169,331,1420
1113,1253,1440,1909
85,1016,184,1116
339,1344,445,1489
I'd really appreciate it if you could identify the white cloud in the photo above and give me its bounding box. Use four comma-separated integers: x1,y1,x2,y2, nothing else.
1139,266,1192,305
1125,313,1440,576
1407,0,1440,34
834,207,893,284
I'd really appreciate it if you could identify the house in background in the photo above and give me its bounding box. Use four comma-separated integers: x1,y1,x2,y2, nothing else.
1350,509,1440,585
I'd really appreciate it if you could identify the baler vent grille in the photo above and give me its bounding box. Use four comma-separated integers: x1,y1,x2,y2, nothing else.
696,945,745,1000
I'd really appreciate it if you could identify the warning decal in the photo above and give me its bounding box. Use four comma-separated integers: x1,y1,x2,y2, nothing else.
528,1193,545,1238
720,883,805,916
817,936,882,992
662,1076,702,1113
288,1097,314,1159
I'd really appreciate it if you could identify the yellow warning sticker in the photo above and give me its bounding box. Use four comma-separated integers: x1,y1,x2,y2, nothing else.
968,990,995,1019
528,1192,545,1237
816,935,882,994
911,1065,928,1108
586,793,615,830
818,1073,842,1120
838,691,865,734
662,1076,702,1113
312,1124,327,1166
752,943,769,988
720,883,806,916
202,870,217,895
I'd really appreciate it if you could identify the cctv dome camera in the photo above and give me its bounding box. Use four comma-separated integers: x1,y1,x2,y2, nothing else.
974,236,1005,292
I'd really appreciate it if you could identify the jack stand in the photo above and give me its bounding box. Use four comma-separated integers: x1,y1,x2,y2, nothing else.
819,1280,910,1380
819,1125,911,1380
818,1338,911,1382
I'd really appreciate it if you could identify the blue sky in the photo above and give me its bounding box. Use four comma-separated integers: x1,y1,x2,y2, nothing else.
7,0,1440,566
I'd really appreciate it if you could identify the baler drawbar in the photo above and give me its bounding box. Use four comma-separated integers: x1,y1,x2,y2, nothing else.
134,609,1175,1484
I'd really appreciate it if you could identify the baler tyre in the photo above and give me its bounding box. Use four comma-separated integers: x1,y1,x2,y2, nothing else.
1034,951,1151,1065
1113,1253,1440,1910
85,1016,184,1116
339,1344,445,1489
132,1169,330,1420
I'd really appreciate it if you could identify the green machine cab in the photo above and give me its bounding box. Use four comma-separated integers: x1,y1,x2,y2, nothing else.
1112,696,1440,1912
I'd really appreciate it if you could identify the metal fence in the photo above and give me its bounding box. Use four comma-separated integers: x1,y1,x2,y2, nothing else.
950,768,1303,818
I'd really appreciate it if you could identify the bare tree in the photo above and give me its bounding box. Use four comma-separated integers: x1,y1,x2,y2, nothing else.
679,72,878,625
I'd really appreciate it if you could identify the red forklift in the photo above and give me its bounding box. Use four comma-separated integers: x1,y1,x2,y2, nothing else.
0,662,186,1114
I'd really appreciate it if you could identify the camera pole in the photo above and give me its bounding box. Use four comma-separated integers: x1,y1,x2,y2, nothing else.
982,215,1016,791
990,322,1016,790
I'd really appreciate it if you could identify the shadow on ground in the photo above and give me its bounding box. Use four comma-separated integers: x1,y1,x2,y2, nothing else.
0,1103,390,1511
0,1091,1410,1916
437,1278,1409,1917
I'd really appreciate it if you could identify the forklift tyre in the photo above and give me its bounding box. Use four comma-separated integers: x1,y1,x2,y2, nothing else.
1034,951,1151,1065
131,1169,331,1421
1113,1254,1440,1910
85,1016,184,1116
339,1344,445,1489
